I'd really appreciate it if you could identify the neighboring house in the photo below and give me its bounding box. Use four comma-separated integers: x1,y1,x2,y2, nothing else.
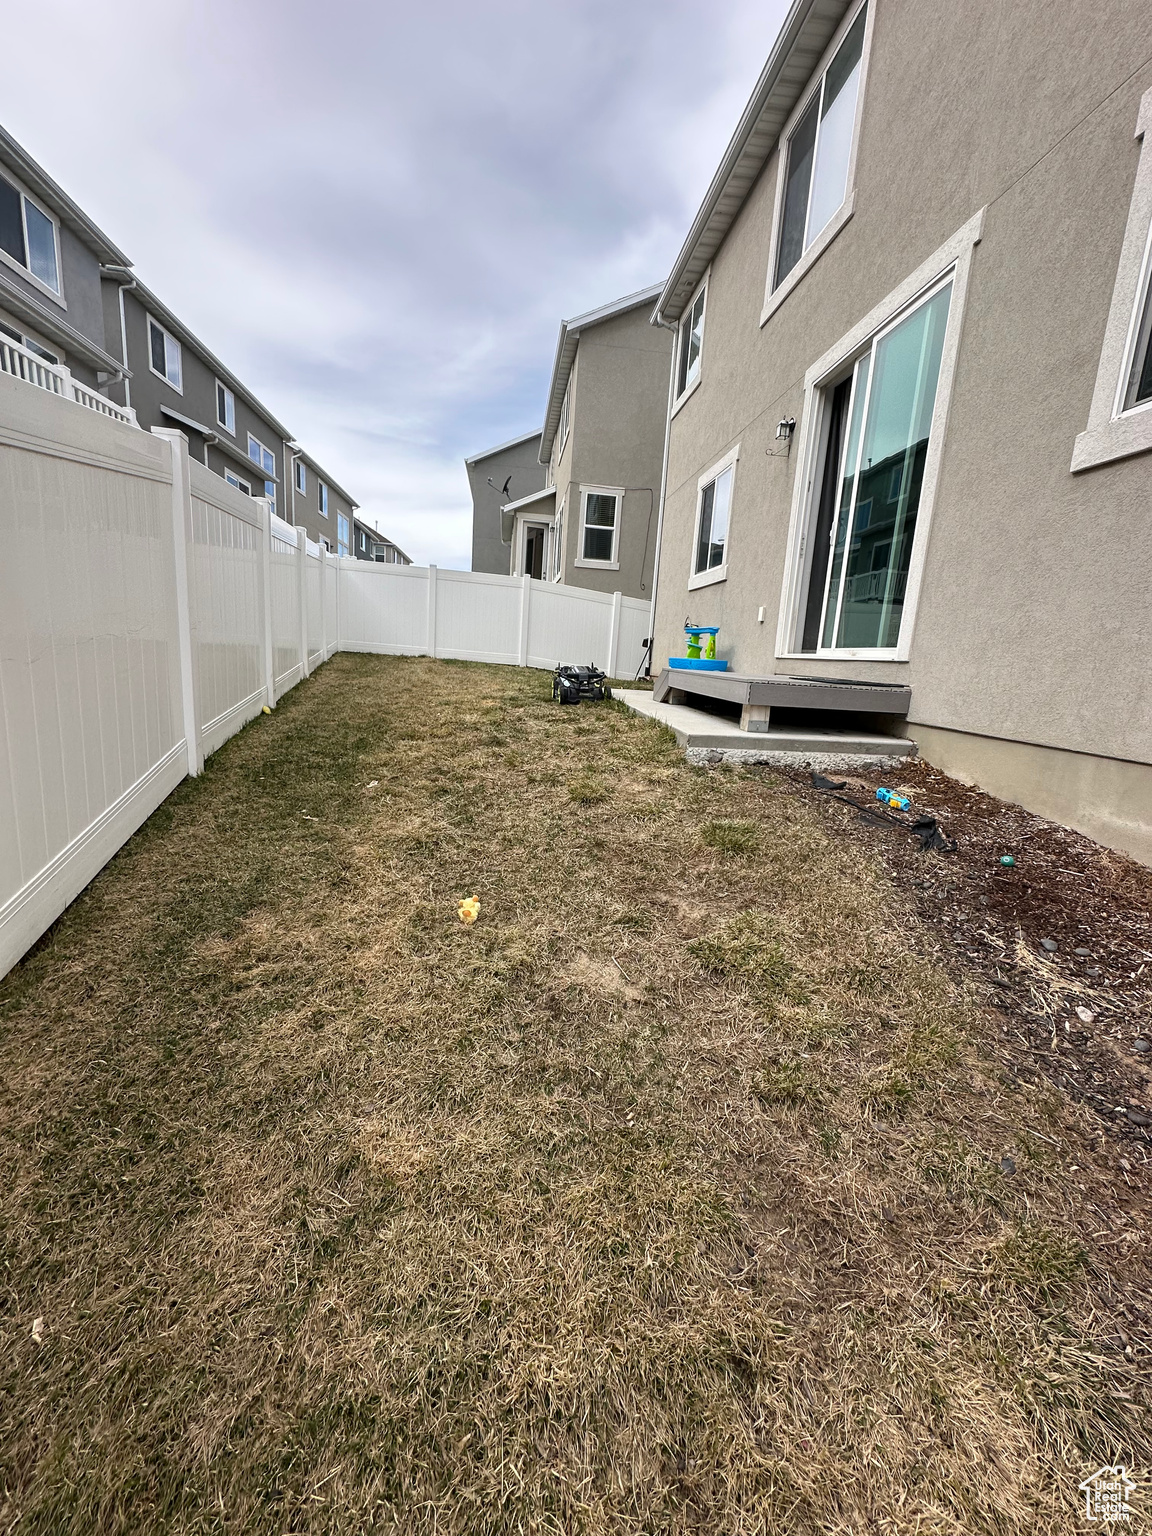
288,447,358,554
0,121,408,564
647,0,1152,862
531,285,672,597
464,429,546,573
353,514,412,564
366,534,412,565
100,273,294,522
0,124,130,396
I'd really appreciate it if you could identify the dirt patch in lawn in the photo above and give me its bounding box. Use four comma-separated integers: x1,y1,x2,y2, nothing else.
0,656,1149,1536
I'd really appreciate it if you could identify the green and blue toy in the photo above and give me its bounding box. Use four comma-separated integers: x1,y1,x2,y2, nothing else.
670,621,728,672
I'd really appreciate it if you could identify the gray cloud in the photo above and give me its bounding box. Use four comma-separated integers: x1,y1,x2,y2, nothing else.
4,0,787,563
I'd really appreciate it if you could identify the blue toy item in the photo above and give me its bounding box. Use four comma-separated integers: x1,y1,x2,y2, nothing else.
672,620,728,671
876,787,911,812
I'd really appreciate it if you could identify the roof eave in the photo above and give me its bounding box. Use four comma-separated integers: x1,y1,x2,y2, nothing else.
464,427,543,466
654,0,851,324
0,123,131,267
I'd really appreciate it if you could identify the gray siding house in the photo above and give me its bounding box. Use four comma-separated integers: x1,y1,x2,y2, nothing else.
648,0,1152,863
465,429,545,574
534,286,672,598
0,125,129,395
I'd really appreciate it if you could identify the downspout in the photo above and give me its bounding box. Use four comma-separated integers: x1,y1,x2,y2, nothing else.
645,309,679,678
102,264,136,409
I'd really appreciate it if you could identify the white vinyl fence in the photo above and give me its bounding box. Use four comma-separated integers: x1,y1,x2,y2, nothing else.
0,373,651,978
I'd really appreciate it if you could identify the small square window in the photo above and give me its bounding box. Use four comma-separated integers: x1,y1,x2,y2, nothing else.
579,487,620,564
148,318,182,391
216,382,235,433
295,459,307,494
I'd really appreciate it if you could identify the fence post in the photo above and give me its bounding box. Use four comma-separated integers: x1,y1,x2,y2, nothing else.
607,590,622,679
259,498,275,706
426,564,438,658
296,526,310,680
517,574,531,667
151,427,202,776
319,548,328,661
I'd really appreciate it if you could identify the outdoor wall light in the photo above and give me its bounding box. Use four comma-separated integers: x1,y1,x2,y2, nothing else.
776,416,796,440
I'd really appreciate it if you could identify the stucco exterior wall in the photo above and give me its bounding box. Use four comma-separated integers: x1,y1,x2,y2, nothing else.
554,304,671,599
654,0,1152,857
467,434,545,573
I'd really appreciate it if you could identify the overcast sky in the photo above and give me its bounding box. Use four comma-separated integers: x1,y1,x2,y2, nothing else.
4,0,787,565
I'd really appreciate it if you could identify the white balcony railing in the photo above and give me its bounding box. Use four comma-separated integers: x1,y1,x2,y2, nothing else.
0,332,137,427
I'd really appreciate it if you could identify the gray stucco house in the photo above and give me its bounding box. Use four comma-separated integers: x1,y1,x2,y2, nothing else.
1,120,407,566
529,285,673,599
465,429,545,574
647,0,1152,863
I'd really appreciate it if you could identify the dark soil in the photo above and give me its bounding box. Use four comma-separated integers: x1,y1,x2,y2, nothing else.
782,758,1152,1159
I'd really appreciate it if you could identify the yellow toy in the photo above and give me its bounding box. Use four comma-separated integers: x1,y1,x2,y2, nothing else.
458,896,480,925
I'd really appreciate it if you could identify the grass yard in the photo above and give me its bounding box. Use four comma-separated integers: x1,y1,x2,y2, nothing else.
1,654,1148,1534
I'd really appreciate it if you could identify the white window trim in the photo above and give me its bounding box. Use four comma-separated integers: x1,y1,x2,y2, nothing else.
553,498,565,580
687,443,740,592
558,375,572,455
574,483,623,569
1072,86,1152,473
0,170,65,306
760,0,875,328
775,208,984,663
513,511,557,578
215,380,235,435
223,468,251,495
318,481,329,517
295,459,307,494
247,431,277,479
671,270,709,417
148,316,183,394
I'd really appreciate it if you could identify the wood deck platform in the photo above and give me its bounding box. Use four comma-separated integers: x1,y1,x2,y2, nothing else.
652,669,911,733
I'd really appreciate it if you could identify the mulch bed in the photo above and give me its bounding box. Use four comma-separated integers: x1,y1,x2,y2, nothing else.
781,758,1152,1158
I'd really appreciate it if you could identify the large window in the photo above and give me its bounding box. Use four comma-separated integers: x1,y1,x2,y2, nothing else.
578,486,621,566
773,3,867,292
148,317,183,391
337,512,350,557
248,433,276,518
295,458,307,494
216,381,235,434
0,320,58,365
676,284,706,399
802,280,952,652
0,174,60,295
689,448,737,590
557,377,571,454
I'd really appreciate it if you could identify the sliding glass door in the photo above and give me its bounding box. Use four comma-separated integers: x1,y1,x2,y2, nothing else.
811,279,952,652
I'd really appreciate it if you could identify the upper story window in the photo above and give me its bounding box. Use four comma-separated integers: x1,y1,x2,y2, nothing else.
318,481,328,516
676,283,707,400
224,467,251,495
358,527,368,552
247,432,275,477
557,377,572,454
689,447,738,591
337,512,350,557
0,174,61,296
577,485,622,567
772,2,867,292
1072,85,1152,472
295,459,307,494
0,320,58,365
216,381,235,434
148,317,183,392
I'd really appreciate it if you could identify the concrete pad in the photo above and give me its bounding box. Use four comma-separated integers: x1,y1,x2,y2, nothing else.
614,688,916,769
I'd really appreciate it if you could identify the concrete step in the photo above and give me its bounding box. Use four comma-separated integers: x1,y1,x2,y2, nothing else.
615,688,916,768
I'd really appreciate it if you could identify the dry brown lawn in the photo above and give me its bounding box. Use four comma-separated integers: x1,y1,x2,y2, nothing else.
0,654,1148,1534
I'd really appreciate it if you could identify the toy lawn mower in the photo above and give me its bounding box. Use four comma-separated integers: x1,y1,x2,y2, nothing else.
552,663,611,705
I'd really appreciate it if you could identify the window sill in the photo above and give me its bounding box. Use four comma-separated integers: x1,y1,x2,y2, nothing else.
575,557,619,570
687,564,726,591
1071,402,1152,472
760,194,855,328
776,648,907,663
671,371,702,419
149,363,183,395
0,247,66,308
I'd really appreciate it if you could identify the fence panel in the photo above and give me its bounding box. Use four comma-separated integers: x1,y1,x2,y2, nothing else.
188,460,266,757
0,377,187,978
270,512,302,696
306,543,324,669
616,596,651,681
434,569,520,664
323,554,338,659
526,581,613,671
338,563,430,654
